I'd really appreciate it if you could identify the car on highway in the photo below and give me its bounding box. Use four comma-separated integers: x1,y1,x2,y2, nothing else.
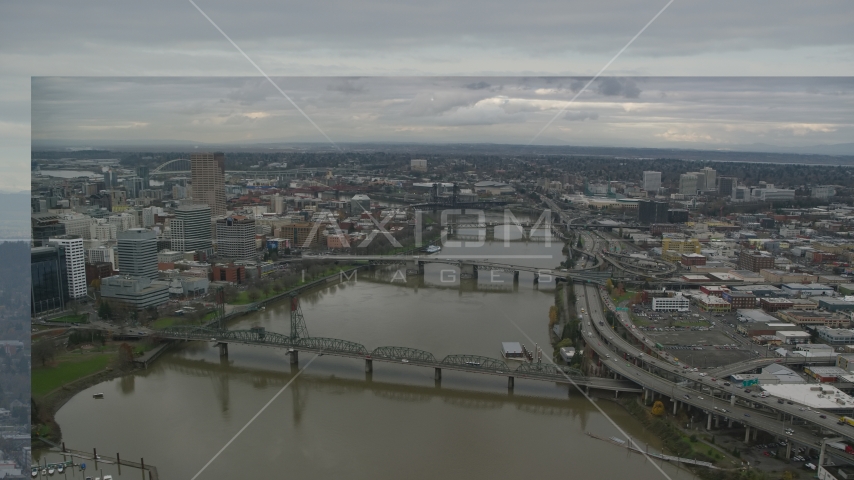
744,413,751,417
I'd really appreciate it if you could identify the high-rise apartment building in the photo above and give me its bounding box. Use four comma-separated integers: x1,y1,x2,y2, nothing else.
642,171,661,192
679,173,698,196
700,167,716,191
171,204,213,254
48,235,87,299
191,152,226,216
117,228,159,279
215,216,256,260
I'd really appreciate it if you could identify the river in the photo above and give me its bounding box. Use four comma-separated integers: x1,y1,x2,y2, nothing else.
43,234,697,480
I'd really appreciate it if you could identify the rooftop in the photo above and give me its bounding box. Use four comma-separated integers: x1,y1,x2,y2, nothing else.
760,384,854,410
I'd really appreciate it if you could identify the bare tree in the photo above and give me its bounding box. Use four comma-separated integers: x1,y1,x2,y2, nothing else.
32,340,57,367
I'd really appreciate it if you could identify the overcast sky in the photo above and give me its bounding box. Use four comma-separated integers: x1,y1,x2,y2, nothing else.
5,0,854,191
32,76,854,151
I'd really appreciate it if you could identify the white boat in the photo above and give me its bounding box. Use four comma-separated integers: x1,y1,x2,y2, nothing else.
93,393,104,399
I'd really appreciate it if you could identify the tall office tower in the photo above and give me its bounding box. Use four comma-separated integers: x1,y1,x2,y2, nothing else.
117,228,158,279
48,235,87,299
718,177,736,196
638,200,669,224
136,165,150,189
215,216,256,260
642,171,661,192
700,167,716,191
679,173,698,196
126,177,144,199
104,169,117,187
31,245,68,314
171,204,213,253
191,152,226,216
32,213,67,247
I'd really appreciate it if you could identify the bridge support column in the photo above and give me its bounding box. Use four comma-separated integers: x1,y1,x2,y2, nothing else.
513,271,519,282
533,273,539,285
218,343,228,356
728,418,733,428
508,376,514,390
614,390,619,399
786,442,792,459
289,350,299,365
731,395,736,406
715,415,720,428
673,399,678,415
744,426,750,444
706,413,712,431
752,428,758,441
434,368,441,381
365,359,373,373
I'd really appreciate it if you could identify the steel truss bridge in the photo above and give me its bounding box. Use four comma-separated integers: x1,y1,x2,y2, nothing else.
157,325,639,392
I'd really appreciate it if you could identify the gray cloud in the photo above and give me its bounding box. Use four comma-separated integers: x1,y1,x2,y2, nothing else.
563,111,599,122
596,78,641,98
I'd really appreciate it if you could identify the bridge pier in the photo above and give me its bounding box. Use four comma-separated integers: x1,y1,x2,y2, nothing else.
728,418,733,428
434,368,442,381
715,415,720,429
508,376,514,390
513,271,519,282
706,413,712,431
462,263,478,279
533,273,539,285
786,442,792,459
744,426,750,444
365,359,373,373
289,350,299,365
673,399,678,415
217,343,228,357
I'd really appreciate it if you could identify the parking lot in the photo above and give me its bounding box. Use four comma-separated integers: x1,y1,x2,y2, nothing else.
632,304,756,368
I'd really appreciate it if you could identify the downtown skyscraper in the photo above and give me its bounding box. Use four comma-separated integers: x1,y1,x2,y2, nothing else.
190,152,226,217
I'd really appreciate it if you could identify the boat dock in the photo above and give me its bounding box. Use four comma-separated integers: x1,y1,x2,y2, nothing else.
585,432,718,469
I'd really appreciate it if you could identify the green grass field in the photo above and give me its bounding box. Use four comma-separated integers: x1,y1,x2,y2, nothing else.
609,290,637,305
151,311,218,329
32,353,113,397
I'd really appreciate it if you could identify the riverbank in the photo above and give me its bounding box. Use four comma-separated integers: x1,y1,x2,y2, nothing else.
33,264,367,445
617,397,795,480
33,360,132,445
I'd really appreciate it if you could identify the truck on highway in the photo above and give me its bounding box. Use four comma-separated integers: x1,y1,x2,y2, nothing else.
839,416,854,427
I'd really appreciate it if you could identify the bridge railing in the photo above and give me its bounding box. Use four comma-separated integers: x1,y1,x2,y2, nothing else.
441,355,509,371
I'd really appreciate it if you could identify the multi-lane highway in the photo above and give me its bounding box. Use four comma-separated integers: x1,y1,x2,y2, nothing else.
577,282,854,458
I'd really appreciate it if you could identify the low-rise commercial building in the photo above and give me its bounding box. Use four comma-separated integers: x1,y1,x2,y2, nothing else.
779,310,850,328
722,290,756,310
781,283,835,298
819,297,854,313
652,294,690,312
775,330,811,344
760,297,794,312
695,294,732,312
818,327,854,345
100,275,169,309
760,269,818,284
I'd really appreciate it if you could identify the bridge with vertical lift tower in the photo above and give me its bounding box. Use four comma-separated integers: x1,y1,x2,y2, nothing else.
157,295,640,394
